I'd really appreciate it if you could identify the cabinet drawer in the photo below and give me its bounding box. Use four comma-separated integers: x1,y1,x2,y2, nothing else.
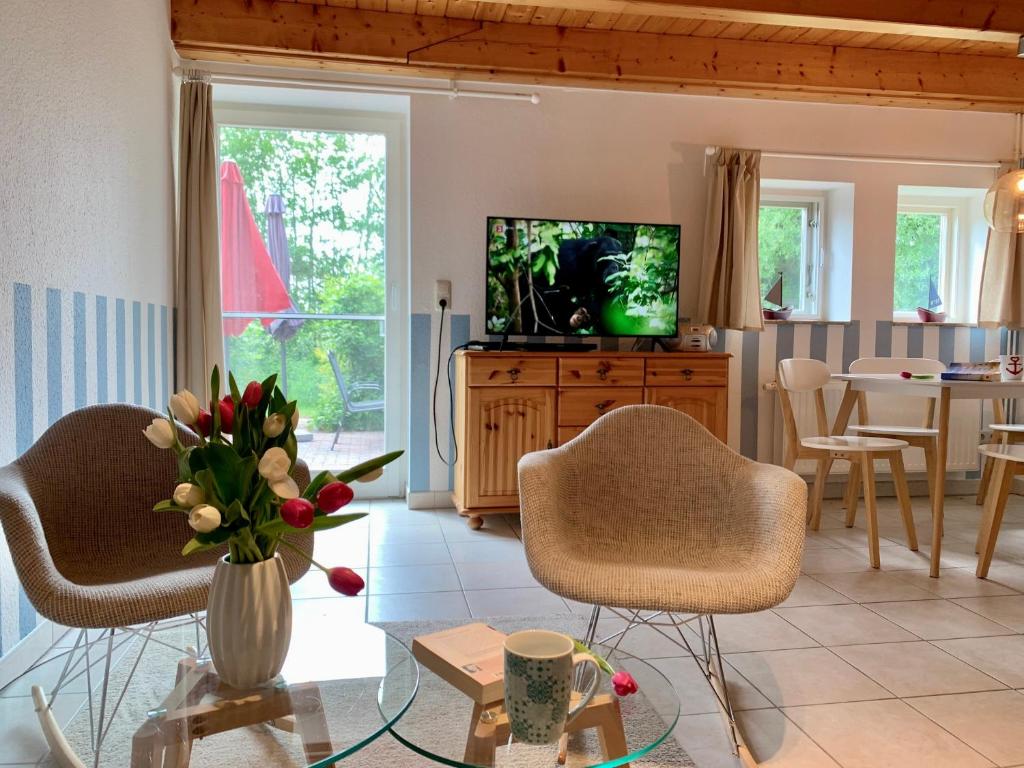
645,357,728,387
466,357,557,387
558,426,587,445
559,357,644,387
559,387,644,426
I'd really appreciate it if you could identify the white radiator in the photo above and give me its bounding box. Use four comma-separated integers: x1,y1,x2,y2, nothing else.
770,381,981,477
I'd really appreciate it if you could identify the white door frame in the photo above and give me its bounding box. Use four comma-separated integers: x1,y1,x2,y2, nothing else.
213,102,409,498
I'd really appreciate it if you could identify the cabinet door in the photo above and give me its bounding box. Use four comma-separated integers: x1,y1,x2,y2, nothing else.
646,387,728,442
465,387,556,508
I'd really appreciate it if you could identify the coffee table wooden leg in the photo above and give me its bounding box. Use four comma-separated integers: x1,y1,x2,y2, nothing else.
292,685,334,766
930,387,951,577
131,719,164,768
596,697,628,765
464,703,497,767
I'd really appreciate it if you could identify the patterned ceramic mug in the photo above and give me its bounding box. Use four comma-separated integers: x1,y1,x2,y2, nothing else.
503,630,601,745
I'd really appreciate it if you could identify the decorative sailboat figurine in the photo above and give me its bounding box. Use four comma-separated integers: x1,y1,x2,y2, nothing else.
762,272,793,320
916,278,946,323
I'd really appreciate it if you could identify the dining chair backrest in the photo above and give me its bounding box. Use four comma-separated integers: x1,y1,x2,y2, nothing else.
849,357,946,376
778,358,831,393
776,358,832,468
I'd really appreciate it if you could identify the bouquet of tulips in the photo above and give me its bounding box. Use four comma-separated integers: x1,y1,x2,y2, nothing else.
143,366,401,596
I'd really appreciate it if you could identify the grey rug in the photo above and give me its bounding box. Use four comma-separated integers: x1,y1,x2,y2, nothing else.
38,615,694,767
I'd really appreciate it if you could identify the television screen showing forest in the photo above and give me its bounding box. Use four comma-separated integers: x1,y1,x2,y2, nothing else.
486,218,680,337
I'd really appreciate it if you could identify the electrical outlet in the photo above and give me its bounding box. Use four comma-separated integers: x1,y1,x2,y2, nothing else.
435,279,452,311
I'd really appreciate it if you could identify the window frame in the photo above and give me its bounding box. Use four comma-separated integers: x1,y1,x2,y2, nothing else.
758,194,826,320
892,202,958,321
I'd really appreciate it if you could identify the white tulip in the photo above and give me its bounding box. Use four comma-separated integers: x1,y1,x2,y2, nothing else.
356,467,383,483
188,504,221,533
258,446,291,481
291,406,300,430
142,418,175,449
271,475,300,499
173,482,205,508
169,389,200,425
263,413,286,438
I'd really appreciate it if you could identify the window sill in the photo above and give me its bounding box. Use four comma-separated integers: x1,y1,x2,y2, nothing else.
891,320,976,327
763,319,854,325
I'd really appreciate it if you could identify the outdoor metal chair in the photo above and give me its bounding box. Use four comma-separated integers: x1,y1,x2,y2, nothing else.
328,350,384,450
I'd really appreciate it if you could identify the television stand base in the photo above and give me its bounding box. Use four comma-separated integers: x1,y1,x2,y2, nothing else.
466,339,598,352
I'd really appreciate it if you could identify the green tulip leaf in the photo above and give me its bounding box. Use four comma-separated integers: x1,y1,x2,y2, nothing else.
257,512,366,539
334,450,404,484
153,499,188,513
204,442,244,501
228,371,241,403
572,640,616,677
181,525,231,556
302,469,339,502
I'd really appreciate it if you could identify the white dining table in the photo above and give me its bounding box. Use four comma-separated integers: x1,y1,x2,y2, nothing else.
831,373,1024,577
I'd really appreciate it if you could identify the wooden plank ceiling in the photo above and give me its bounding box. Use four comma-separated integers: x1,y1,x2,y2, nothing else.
171,0,1024,111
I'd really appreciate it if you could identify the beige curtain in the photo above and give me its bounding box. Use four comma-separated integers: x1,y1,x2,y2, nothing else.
697,148,764,331
175,70,224,400
978,163,1024,329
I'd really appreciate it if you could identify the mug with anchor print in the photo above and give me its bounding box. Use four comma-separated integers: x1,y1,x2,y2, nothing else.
503,630,601,745
1000,354,1024,382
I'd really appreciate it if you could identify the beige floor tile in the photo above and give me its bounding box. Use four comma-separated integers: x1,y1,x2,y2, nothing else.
738,707,842,767
868,600,1017,640
704,612,818,653
646,656,772,715
454,559,541,590
908,690,1024,767
595,619,695,659
439,514,517,543
773,604,917,646
954,595,1024,632
365,591,470,622
673,713,744,768
831,641,1006,697
778,576,853,608
985,564,1024,592
813,571,938,603
464,587,568,618
367,541,452,567
368,523,446,545
821,527,904,550
446,538,527,564
368,564,461,594
784,699,994,768
933,635,1024,687
894,568,1021,599
800,548,876,574
0,692,88,763
291,567,368,599
726,647,891,706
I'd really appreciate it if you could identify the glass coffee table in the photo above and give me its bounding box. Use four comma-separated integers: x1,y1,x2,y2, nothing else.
7,600,418,767
381,632,682,768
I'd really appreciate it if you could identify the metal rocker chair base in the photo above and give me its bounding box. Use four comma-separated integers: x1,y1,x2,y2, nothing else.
28,616,206,768
583,606,758,768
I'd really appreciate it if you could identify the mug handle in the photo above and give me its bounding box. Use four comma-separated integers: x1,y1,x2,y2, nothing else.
565,653,602,726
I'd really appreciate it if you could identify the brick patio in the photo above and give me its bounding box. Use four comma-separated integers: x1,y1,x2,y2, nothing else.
297,428,385,474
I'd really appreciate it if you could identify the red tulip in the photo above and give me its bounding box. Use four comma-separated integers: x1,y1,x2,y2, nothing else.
317,481,354,513
611,670,638,697
196,409,213,437
218,395,234,432
328,567,365,596
280,498,315,529
242,380,263,409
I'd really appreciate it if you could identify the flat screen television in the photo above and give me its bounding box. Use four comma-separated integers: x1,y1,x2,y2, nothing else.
485,217,680,337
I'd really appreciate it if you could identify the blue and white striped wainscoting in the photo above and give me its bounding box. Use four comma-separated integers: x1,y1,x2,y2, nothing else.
407,317,1007,496
0,283,171,656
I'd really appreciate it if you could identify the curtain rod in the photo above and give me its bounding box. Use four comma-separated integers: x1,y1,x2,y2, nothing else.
704,145,1000,169
173,66,540,104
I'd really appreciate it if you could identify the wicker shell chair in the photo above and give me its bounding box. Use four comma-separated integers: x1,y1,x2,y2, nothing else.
0,404,312,767
518,405,806,761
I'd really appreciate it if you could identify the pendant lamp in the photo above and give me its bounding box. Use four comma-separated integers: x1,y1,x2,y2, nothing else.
984,114,1024,233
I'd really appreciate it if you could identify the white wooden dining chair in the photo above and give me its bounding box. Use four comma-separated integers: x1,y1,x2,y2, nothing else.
777,358,917,568
975,443,1024,578
844,357,945,527
976,419,1017,507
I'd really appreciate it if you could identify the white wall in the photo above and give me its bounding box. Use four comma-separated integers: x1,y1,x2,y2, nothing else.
0,0,176,658
408,88,1011,493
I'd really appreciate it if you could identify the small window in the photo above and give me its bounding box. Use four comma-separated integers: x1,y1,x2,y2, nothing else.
758,200,822,317
893,207,953,316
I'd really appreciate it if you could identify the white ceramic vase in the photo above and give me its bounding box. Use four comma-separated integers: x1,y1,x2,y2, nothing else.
206,553,293,689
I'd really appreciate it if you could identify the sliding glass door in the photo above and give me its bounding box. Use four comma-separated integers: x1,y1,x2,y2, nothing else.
215,105,406,496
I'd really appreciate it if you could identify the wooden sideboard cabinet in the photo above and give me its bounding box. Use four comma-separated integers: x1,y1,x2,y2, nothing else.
452,351,731,528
